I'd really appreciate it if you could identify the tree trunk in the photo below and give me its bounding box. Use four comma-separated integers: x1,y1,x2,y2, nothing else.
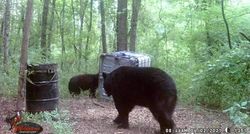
3,0,11,72
100,0,107,53
16,0,33,112
17,4,25,35
86,0,93,49
117,0,128,51
77,0,88,71
40,0,50,59
71,0,78,58
221,0,232,49
205,22,213,56
60,0,66,70
0,21,2,53
84,0,93,71
14,4,25,56
129,0,141,52
47,0,56,54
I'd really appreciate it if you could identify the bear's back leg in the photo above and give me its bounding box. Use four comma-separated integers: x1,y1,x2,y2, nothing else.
149,102,175,134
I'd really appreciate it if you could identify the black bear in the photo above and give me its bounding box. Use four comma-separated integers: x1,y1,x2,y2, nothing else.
103,66,177,134
68,73,99,98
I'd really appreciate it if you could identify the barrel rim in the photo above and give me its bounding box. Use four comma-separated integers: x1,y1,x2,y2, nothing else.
27,63,58,71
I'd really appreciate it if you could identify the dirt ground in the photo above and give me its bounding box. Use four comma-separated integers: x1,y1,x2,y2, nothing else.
0,96,236,134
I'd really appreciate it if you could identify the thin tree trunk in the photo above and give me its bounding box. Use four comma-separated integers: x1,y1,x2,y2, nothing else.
41,0,50,59
60,0,66,70
0,20,3,40
17,4,25,35
100,0,107,53
3,0,11,72
16,0,33,112
85,0,93,71
47,0,56,54
117,0,128,51
14,4,25,56
0,21,3,53
221,0,232,49
77,0,88,71
205,22,213,56
129,0,141,52
71,0,77,58
113,18,117,51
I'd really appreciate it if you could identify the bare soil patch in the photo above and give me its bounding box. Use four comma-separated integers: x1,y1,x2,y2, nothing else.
0,96,233,134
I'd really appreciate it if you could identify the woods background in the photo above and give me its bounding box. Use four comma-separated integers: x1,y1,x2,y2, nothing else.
0,0,250,127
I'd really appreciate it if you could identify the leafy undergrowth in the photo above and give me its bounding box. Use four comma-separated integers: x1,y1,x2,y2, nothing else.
190,45,250,110
223,101,250,127
22,109,74,134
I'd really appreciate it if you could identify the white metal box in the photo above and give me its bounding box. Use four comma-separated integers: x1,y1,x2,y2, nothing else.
98,51,151,99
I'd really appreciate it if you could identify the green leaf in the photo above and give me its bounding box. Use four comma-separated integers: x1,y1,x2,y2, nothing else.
241,101,248,107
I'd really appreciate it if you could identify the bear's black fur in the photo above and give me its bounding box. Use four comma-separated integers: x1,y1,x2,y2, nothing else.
103,66,177,134
68,74,99,98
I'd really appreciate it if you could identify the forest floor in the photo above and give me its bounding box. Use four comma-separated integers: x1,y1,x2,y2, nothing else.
0,96,236,134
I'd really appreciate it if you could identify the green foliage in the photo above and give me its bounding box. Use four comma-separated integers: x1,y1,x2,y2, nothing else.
1,1,250,129
0,62,19,97
191,45,250,109
22,109,74,134
223,101,250,127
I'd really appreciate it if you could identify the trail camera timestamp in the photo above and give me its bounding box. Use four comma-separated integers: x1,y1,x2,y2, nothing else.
172,127,249,133
224,127,248,133
172,127,221,133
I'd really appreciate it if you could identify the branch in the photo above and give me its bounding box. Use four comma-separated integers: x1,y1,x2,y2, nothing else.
221,0,232,49
91,99,105,108
240,32,250,42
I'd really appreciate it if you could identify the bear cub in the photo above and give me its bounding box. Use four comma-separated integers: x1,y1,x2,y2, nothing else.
68,73,99,98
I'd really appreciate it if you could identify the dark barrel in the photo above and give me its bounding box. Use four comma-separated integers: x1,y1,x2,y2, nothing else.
26,64,59,113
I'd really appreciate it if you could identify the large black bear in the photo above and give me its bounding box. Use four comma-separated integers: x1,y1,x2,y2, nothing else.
103,66,177,134
68,74,99,98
